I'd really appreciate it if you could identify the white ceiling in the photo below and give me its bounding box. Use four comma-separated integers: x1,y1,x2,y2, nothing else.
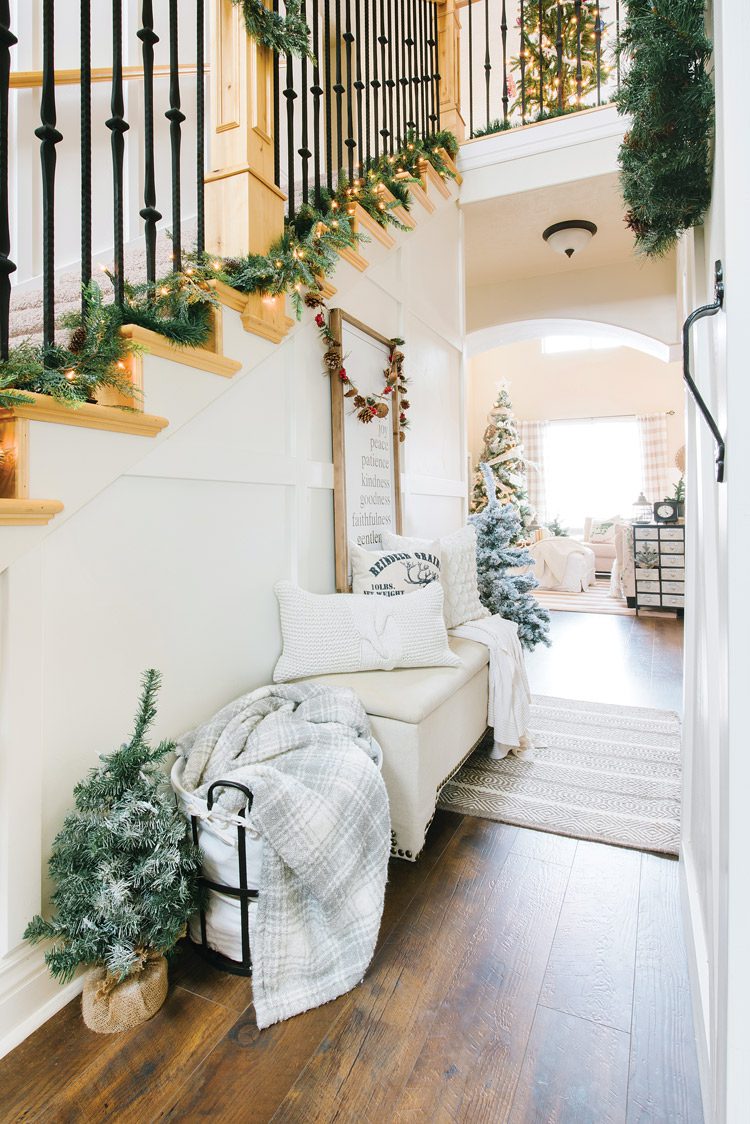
463,172,637,288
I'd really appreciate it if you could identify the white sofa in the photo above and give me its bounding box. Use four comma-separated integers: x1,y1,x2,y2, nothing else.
306,636,489,859
581,517,617,574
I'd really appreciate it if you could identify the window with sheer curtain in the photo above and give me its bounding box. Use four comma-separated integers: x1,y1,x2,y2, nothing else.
543,417,641,536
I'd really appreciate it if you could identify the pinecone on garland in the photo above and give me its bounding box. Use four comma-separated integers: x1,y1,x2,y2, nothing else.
625,210,651,238
68,326,87,354
220,257,244,274
323,348,341,371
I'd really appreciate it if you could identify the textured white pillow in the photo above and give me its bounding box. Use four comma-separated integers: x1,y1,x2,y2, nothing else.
273,581,461,682
589,518,617,543
350,541,441,597
381,526,489,629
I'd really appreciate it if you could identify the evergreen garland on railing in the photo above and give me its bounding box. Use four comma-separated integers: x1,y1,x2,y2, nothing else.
616,0,714,256
0,132,458,413
230,0,312,59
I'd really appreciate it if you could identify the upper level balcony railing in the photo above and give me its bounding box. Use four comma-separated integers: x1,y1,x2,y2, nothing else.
457,0,623,139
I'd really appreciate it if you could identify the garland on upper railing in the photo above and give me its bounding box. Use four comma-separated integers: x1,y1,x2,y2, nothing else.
230,0,312,59
0,131,458,413
616,0,714,257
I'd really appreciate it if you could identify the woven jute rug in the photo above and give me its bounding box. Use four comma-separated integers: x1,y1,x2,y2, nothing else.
438,695,681,855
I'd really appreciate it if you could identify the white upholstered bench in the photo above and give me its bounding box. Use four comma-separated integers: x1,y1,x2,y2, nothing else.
306,637,489,860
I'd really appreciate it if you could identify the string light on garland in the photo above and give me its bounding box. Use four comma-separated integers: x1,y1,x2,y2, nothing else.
307,291,411,439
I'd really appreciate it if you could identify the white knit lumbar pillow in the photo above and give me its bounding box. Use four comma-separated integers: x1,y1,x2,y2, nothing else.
349,541,441,597
273,581,461,683
381,526,489,629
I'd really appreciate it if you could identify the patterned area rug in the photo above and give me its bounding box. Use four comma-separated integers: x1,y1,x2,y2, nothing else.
533,577,635,616
438,696,681,855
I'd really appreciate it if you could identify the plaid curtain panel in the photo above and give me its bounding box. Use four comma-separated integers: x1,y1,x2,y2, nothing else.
519,420,548,523
637,414,670,502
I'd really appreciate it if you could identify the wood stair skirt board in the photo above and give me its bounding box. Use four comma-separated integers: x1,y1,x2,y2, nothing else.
1,393,168,439
395,171,435,215
337,243,370,272
120,307,242,378
348,203,397,250
437,146,463,185
211,280,295,345
418,158,452,200
0,499,63,525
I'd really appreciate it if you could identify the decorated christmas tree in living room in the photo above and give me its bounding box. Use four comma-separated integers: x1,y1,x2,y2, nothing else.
471,464,551,651
512,1,610,118
470,381,533,537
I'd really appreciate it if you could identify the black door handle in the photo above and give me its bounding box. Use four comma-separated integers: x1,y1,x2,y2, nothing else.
682,260,726,482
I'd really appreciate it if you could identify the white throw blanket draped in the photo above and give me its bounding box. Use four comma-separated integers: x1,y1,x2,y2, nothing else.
450,615,536,760
529,537,588,586
177,682,390,1029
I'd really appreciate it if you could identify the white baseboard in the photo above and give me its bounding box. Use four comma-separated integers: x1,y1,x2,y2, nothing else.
680,846,714,1124
0,942,82,1060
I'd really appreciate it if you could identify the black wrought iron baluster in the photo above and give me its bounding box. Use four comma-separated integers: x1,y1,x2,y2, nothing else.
484,0,491,129
419,0,428,138
166,0,185,272
413,0,421,137
284,49,296,218
311,0,322,203
575,0,583,103
108,0,129,304
467,0,474,135
80,0,92,313
393,0,401,146
379,0,388,149
407,0,413,130
364,0,371,166
324,0,333,189
35,0,62,348
556,0,563,109
501,0,508,123
386,0,395,155
519,0,526,124
371,0,380,159
595,0,602,105
300,0,311,202
537,0,543,115
400,0,409,135
0,0,15,360
343,0,354,182
353,0,364,175
427,0,436,131
273,0,281,186
138,1,161,286
433,0,440,130
196,0,205,255
334,0,343,176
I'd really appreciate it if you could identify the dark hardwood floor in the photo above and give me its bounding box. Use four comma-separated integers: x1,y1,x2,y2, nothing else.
0,610,701,1124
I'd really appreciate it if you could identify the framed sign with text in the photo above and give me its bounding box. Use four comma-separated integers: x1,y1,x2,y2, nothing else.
329,309,403,591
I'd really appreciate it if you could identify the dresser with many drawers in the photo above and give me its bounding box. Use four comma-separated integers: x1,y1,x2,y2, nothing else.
632,523,685,614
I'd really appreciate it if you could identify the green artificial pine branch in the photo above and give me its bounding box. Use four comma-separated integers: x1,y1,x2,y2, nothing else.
616,0,714,255
24,670,200,986
230,0,313,60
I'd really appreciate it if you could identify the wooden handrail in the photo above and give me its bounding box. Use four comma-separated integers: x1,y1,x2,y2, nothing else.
10,63,207,90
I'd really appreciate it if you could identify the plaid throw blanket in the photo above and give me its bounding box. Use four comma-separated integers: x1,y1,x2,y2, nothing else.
177,682,390,1029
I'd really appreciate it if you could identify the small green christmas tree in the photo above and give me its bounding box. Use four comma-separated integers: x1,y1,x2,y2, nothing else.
512,1,610,119
25,670,200,986
471,382,533,536
471,464,551,651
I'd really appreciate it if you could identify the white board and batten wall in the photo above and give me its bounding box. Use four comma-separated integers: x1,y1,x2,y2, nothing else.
0,202,467,1056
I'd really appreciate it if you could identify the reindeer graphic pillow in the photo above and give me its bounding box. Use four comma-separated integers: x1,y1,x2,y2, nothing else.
349,542,441,598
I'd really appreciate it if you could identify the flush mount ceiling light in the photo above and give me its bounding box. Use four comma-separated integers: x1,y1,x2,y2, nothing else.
542,220,598,259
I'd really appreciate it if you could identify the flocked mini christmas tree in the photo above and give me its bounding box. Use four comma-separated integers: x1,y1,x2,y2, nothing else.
471,382,533,536
471,464,551,651
512,1,610,119
25,670,200,986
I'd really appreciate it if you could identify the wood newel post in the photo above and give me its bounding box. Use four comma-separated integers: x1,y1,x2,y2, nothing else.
204,0,286,258
436,0,465,141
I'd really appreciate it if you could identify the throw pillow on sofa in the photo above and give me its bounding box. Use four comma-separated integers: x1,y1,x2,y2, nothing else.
589,519,618,543
350,541,441,597
273,581,461,682
381,526,489,629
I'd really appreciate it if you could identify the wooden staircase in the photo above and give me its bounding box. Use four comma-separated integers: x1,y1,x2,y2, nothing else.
0,155,460,573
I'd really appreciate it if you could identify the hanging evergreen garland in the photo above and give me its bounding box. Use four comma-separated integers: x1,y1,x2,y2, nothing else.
616,0,714,256
1,132,458,414
230,0,312,59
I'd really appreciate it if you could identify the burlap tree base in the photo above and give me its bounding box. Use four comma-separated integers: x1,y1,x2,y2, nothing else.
82,954,168,1034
